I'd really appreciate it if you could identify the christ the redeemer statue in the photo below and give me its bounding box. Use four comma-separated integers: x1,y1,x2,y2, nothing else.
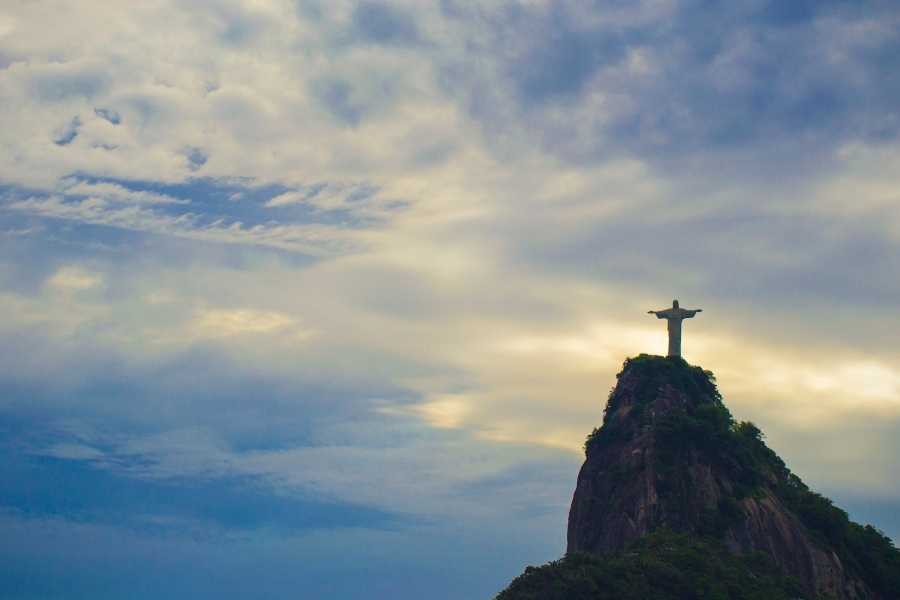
648,299,702,358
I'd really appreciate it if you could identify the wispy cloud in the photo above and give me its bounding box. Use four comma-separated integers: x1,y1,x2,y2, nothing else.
46,266,103,291
60,180,189,205
8,194,360,255
190,307,312,340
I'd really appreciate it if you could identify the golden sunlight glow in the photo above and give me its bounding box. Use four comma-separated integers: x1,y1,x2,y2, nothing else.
408,394,473,430
191,308,306,338
46,266,103,291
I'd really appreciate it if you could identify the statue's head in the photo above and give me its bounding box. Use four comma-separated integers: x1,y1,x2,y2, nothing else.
673,299,680,308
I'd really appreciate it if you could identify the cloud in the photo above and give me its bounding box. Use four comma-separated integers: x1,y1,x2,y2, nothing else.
0,503,561,600
5,431,397,536
1,0,897,193
184,147,208,172
6,194,360,256
27,61,110,102
36,442,105,461
350,2,421,46
510,20,624,104
439,0,900,170
190,307,311,340
265,185,326,207
60,180,189,205
7,406,576,526
264,182,386,218
52,116,81,146
46,266,103,291
94,107,121,125
314,78,367,126
380,393,473,430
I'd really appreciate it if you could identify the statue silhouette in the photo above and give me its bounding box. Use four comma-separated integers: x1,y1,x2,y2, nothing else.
648,299,702,357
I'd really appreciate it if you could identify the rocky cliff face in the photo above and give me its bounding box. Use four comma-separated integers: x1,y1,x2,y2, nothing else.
567,355,886,600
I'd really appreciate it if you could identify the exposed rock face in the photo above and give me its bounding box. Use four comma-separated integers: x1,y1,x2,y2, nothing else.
567,356,879,600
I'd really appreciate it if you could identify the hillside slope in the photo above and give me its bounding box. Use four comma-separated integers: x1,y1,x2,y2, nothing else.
498,530,805,600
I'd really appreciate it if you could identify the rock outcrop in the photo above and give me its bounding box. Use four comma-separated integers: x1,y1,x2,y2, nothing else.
565,355,894,600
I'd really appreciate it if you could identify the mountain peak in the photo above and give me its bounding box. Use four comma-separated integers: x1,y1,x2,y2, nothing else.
498,355,900,600
588,354,720,449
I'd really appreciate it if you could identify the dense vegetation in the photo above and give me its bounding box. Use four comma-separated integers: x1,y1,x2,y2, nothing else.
496,530,805,600
584,354,722,458
777,477,900,597
579,355,900,599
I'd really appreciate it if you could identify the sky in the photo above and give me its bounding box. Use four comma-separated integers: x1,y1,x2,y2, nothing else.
1,0,900,598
